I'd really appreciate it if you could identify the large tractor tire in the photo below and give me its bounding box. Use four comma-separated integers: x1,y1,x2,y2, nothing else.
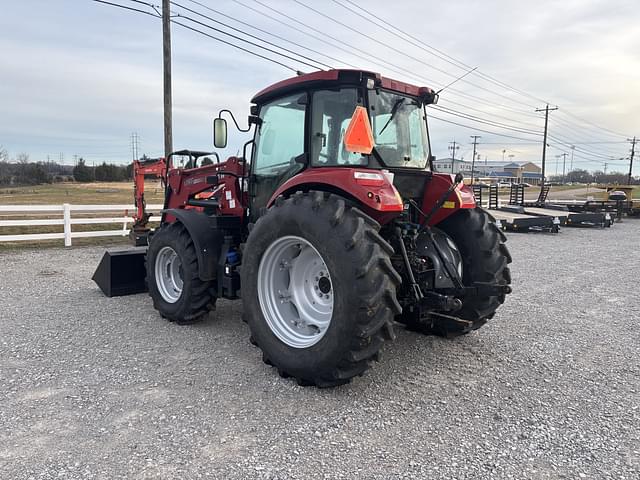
241,191,401,387
407,207,511,337
146,222,216,324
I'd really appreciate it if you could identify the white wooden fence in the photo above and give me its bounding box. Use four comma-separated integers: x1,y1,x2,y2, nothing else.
0,204,163,246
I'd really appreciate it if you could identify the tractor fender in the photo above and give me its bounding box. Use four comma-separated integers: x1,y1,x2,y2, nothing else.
162,209,224,281
422,173,476,226
267,167,404,225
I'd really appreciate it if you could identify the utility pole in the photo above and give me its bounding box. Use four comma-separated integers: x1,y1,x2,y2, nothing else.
162,0,173,159
558,152,568,184
470,135,481,184
604,162,608,176
131,132,139,161
448,140,459,173
535,104,558,184
627,136,636,185
570,145,575,182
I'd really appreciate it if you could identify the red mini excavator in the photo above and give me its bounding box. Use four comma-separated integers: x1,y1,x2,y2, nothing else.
129,156,166,246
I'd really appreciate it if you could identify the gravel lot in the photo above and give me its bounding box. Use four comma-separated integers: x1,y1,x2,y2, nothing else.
1,220,639,479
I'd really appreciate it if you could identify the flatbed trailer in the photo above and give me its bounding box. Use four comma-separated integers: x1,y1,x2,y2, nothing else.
523,206,612,228
548,199,618,214
566,211,613,228
519,206,568,226
545,200,617,228
488,208,560,233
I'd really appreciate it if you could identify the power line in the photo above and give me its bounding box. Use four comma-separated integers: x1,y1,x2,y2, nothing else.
239,0,554,135
171,19,300,72
292,0,538,110
333,0,550,106
432,105,543,136
172,12,324,71
267,0,625,151
171,1,331,70
334,0,632,142
234,0,590,150
94,0,307,72
245,0,536,117
427,114,542,142
92,0,159,17
182,0,347,69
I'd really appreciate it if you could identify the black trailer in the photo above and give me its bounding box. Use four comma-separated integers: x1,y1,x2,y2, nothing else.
541,203,613,228
519,206,568,226
489,208,561,233
505,183,614,228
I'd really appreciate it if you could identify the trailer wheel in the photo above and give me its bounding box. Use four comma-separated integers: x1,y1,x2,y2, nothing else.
241,191,401,387
409,207,511,337
146,222,215,324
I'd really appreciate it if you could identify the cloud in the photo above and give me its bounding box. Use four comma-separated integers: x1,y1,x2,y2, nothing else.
0,0,637,172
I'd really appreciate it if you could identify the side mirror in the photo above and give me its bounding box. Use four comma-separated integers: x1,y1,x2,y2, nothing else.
213,118,227,149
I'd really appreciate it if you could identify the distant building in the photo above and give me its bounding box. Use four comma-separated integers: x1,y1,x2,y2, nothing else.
474,160,543,185
432,157,472,174
432,158,543,184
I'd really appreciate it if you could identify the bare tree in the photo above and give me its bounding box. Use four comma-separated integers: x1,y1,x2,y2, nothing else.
0,146,9,185
0,145,8,163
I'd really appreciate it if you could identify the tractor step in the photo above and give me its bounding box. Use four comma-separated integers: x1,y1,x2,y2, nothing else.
93,248,148,297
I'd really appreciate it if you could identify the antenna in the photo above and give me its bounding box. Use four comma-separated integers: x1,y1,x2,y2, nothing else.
435,66,478,95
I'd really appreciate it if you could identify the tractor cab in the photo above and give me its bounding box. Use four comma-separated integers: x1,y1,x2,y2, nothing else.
214,69,440,221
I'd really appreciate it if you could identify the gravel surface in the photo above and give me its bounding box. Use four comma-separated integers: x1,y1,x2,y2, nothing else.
1,221,639,479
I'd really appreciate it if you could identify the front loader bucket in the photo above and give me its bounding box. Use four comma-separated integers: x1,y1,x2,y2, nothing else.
92,248,148,297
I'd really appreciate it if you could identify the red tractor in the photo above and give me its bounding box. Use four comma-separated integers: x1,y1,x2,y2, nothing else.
98,69,512,387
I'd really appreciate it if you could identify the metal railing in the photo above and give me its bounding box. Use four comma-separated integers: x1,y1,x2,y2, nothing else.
0,204,163,246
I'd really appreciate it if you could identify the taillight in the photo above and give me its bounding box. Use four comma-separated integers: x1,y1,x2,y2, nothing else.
353,171,385,187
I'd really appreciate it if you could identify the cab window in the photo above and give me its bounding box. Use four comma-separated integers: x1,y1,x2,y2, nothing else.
310,88,367,167
253,93,306,175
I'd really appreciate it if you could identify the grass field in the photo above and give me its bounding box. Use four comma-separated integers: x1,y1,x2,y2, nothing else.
0,181,164,205
0,182,163,250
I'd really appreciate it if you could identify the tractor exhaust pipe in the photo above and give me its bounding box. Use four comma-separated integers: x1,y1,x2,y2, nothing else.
92,248,148,297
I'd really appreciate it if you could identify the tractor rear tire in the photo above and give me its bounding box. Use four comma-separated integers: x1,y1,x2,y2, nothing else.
241,191,401,387
146,222,216,325
407,207,511,337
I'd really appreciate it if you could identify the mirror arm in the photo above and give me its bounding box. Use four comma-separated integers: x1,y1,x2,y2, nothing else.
218,109,252,132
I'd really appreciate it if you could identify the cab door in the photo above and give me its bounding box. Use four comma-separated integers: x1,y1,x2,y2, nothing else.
249,93,307,220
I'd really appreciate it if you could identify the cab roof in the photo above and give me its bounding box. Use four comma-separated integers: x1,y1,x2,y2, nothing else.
251,69,436,105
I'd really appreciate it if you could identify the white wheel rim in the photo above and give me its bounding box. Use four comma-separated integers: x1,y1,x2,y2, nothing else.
155,246,183,303
257,235,333,348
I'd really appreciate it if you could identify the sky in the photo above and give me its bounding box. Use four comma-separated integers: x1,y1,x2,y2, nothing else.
1,0,639,175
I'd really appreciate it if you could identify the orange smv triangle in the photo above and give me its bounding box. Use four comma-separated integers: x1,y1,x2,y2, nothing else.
343,106,375,155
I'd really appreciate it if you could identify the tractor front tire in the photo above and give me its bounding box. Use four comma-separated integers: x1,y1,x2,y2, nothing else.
241,191,401,387
146,222,215,324
408,207,511,337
